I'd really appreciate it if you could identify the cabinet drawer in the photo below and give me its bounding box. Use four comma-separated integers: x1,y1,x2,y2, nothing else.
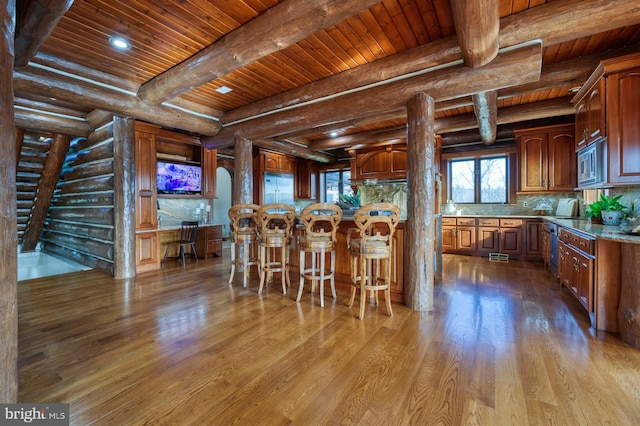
456,218,476,226
208,240,222,255
442,217,456,225
499,218,523,227
208,225,222,238
478,218,499,227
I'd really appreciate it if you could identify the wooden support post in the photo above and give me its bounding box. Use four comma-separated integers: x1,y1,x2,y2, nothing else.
21,133,70,252
233,135,253,205
113,116,137,279
15,127,23,167
405,93,435,312
0,0,17,403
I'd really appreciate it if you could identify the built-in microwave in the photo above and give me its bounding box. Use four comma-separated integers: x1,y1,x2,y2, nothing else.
577,140,605,187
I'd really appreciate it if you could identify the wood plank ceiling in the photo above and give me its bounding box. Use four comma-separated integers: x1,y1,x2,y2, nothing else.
13,0,640,160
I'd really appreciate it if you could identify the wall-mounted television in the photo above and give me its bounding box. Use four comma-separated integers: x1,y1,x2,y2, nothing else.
156,161,202,195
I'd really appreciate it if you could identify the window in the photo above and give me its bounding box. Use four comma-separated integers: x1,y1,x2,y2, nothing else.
449,156,508,204
321,169,353,203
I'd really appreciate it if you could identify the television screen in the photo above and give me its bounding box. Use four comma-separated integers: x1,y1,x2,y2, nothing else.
156,161,202,194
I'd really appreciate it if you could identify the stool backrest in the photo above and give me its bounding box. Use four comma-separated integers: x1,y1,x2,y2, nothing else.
300,203,343,246
180,221,200,242
256,203,296,240
353,203,401,243
228,204,260,240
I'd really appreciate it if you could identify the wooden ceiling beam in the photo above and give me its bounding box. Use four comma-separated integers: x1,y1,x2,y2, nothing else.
14,68,220,135
14,0,73,68
15,107,91,136
252,139,333,163
451,0,500,145
136,0,381,105
203,41,542,149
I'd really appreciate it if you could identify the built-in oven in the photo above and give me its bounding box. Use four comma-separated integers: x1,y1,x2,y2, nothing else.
577,140,605,187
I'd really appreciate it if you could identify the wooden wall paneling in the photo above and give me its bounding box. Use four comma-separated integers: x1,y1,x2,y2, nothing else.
40,124,117,274
134,123,158,230
202,147,217,198
595,239,622,333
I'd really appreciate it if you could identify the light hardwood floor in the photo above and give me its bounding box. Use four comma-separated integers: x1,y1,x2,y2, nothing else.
18,252,640,425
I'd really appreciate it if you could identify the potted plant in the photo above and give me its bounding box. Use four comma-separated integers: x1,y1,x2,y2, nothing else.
586,194,629,225
337,190,361,212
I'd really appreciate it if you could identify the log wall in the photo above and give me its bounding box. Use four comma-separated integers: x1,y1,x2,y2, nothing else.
40,122,117,275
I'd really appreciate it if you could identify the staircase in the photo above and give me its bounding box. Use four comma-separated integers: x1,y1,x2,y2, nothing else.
16,134,51,245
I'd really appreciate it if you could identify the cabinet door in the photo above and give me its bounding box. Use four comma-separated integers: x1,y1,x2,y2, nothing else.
525,220,543,257
607,69,640,185
577,253,593,311
586,84,604,143
456,226,476,252
135,129,157,230
477,227,499,253
575,99,588,150
264,155,280,173
541,228,551,268
558,240,568,286
548,131,576,191
519,133,547,191
442,226,456,252
136,232,158,272
500,227,522,256
202,147,217,198
279,156,295,174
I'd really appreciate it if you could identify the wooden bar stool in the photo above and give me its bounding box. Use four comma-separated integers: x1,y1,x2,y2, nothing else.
256,203,296,294
228,204,260,288
297,203,342,307
347,203,400,320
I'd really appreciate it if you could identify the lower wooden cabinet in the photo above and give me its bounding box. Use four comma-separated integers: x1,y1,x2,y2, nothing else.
442,217,476,254
558,227,595,313
203,225,223,258
136,231,159,273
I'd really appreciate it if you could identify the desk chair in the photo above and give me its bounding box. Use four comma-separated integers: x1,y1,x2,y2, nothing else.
162,221,199,267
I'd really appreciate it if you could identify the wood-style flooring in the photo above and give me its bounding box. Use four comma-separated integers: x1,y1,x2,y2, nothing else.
17,252,640,425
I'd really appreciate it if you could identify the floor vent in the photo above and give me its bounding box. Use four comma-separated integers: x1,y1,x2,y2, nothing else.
489,253,509,262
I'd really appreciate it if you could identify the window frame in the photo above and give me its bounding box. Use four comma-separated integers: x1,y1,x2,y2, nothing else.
319,166,352,203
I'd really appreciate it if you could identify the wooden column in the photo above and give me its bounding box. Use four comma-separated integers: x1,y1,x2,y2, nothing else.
21,133,70,252
0,0,17,403
233,135,253,205
113,116,137,279
405,93,435,312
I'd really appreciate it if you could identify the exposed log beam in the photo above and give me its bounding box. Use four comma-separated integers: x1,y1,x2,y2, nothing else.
15,127,24,166
451,0,500,145
137,0,381,105
14,103,91,136
21,133,70,251
13,0,73,68
204,42,542,149
221,0,640,130
14,67,220,135
310,126,406,151
253,139,333,163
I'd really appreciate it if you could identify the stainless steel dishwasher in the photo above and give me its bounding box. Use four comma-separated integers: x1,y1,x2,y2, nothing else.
548,222,558,276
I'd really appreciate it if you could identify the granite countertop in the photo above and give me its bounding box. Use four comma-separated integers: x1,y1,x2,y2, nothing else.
157,222,224,231
442,214,542,219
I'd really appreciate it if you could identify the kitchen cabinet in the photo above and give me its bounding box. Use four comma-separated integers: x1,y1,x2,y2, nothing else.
202,147,217,198
295,158,317,200
516,124,576,192
205,225,223,258
541,225,551,268
135,231,159,273
263,151,295,174
574,79,605,150
254,149,296,205
524,219,544,261
351,144,407,181
476,218,522,258
442,217,476,254
573,52,640,186
558,227,595,313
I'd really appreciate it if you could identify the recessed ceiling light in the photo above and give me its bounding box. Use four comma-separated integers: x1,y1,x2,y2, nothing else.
329,131,338,137
569,86,582,93
109,36,131,50
216,86,233,94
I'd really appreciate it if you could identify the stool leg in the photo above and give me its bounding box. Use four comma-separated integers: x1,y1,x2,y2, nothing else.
319,249,325,307
348,252,357,308
258,245,266,294
330,249,337,299
385,257,393,316
297,249,305,302
162,245,171,268
228,241,236,283
281,244,287,294
180,246,185,266
359,256,366,320
242,239,249,288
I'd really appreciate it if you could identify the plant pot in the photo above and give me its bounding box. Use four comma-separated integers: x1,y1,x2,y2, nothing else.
601,210,625,225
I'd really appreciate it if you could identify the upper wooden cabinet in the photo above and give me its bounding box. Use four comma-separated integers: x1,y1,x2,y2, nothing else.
516,124,576,192
573,52,640,186
263,151,295,174
574,79,605,150
202,147,217,198
295,158,317,200
352,144,407,181
135,122,159,231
